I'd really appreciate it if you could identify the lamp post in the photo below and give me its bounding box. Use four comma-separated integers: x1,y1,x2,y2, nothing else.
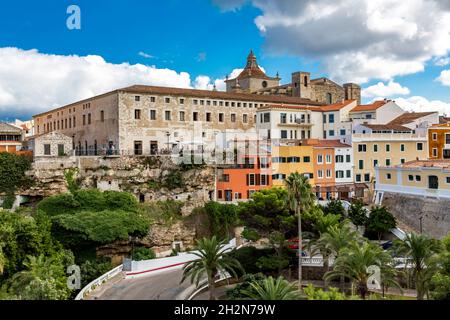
419,215,423,234
166,131,170,153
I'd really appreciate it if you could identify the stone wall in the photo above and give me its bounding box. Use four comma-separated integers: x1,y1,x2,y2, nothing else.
382,192,450,239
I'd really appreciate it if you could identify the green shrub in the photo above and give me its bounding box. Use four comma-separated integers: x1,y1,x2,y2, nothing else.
226,273,266,300
1,193,16,210
73,189,106,211
0,152,32,194
103,191,138,212
304,284,347,300
163,170,184,189
241,228,261,242
228,247,275,276
132,247,156,261
37,193,80,216
52,210,150,245
38,190,139,217
80,258,113,288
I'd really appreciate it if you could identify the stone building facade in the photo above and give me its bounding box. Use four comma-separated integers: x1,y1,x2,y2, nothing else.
31,132,73,157
33,85,323,156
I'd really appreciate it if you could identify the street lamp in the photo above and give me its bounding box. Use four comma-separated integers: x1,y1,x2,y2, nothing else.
419,215,424,234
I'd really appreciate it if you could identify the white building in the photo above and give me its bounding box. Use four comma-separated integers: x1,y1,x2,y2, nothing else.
321,100,357,144
256,104,323,140
334,143,353,185
349,100,405,126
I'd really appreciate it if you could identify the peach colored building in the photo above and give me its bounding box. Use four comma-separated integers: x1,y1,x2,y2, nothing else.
428,123,450,160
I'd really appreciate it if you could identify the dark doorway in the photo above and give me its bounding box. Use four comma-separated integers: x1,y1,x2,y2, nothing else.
150,141,158,155
428,176,439,190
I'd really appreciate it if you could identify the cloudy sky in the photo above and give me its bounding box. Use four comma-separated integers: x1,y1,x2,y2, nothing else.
0,0,450,120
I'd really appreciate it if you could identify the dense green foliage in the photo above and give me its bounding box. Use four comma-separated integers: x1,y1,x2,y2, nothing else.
79,258,113,288
304,284,347,300
366,207,397,240
193,201,239,239
238,188,296,238
0,152,32,194
37,189,139,216
321,199,346,217
163,170,185,189
132,247,156,261
226,273,266,300
348,200,368,227
52,210,149,245
64,168,80,194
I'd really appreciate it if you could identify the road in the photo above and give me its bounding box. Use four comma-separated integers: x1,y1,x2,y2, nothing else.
89,269,192,300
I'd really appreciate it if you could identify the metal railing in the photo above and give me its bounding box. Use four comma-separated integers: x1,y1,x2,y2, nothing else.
75,264,123,300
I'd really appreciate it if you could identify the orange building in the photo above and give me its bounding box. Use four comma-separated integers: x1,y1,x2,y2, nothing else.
429,123,450,160
216,154,272,202
0,122,24,153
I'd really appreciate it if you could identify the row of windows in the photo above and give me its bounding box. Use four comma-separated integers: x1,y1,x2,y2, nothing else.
355,173,372,183
317,169,352,179
272,173,314,181
135,109,252,124
280,130,312,140
358,158,398,169
272,156,311,163
357,143,424,153
431,132,450,144
385,174,450,186
280,113,311,124
0,135,21,142
134,95,266,109
324,129,347,138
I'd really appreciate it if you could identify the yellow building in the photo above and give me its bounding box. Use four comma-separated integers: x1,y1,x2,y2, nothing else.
352,124,428,184
271,141,314,187
375,160,450,201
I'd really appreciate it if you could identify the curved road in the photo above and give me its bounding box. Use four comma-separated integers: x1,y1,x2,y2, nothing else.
89,269,192,300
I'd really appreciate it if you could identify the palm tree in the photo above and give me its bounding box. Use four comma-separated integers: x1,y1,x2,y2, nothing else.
312,221,361,289
325,241,392,299
285,173,315,292
181,236,243,300
242,276,300,300
393,233,442,300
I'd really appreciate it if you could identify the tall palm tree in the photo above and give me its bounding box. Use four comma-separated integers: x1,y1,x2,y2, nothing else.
181,236,243,300
393,233,442,300
285,173,315,291
242,276,300,300
325,241,393,299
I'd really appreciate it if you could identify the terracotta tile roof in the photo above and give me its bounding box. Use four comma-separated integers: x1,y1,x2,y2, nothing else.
350,100,388,112
34,85,324,118
320,100,356,112
399,160,450,170
303,139,352,148
389,112,437,125
0,122,22,133
361,124,412,132
431,123,450,128
122,86,323,105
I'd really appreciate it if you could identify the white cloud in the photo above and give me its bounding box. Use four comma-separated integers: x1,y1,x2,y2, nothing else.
194,75,212,90
0,47,197,118
138,51,155,59
434,57,450,67
212,0,247,11
215,0,450,83
362,81,410,98
437,70,450,86
393,96,450,115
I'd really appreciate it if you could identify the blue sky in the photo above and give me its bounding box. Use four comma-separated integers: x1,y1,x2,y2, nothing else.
0,0,449,120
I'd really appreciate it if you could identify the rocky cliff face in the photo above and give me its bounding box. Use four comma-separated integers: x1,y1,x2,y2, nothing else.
382,192,450,239
23,155,215,255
